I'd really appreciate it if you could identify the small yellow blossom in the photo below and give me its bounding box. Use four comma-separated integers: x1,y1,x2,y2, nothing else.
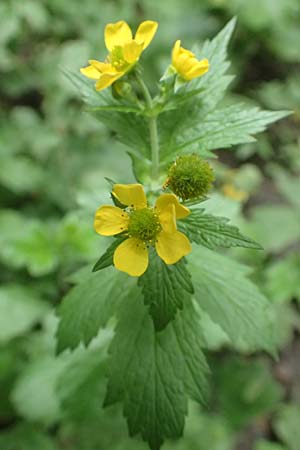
94,184,191,277
172,40,209,81
222,183,249,202
80,20,158,91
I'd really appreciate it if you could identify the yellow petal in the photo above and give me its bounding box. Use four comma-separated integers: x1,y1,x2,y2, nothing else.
135,20,158,49
94,205,129,236
113,184,147,209
155,193,190,219
158,204,177,233
172,40,181,62
123,41,143,63
156,230,191,265
172,40,194,66
95,71,124,90
105,21,132,51
185,59,209,80
80,65,101,80
89,59,114,73
114,238,149,276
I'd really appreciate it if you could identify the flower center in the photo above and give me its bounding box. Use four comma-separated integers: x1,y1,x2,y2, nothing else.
110,46,128,71
128,208,162,243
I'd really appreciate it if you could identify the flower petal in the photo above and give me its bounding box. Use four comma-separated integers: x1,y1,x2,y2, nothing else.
123,41,143,63
155,193,190,219
94,205,129,236
89,59,114,73
185,59,209,80
95,71,124,90
172,40,181,61
114,238,149,276
113,184,147,209
105,21,132,51
156,230,191,265
80,65,101,80
158,204,177,233
135,20,158,49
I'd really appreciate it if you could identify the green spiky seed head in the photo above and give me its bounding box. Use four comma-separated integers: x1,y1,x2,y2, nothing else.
128,208,162,243
166,154,214,200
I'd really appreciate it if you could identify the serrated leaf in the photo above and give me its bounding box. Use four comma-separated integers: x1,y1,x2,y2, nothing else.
104,287,209,450
174,105,290,154
92,237,125,272
178,208,262,250
138,250,194,330
189,246,276,354
64,69,150,162
56,267,134,353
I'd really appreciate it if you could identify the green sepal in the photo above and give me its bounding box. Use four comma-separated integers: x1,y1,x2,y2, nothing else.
138,249,194,331
179,208,263,250
92,237,126,272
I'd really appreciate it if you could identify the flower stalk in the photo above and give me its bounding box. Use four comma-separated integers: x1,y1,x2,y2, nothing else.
135,73,160,182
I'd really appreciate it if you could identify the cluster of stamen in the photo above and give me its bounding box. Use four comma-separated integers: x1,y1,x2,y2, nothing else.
109,46,127,71
127,207,162,244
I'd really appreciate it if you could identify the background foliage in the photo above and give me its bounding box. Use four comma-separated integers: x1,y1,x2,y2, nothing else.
0,0,299,449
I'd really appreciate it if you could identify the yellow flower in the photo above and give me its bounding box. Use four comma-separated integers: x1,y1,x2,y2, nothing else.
172,40,209,81
222,183,249,202
94,184,191,277
80,20,158,91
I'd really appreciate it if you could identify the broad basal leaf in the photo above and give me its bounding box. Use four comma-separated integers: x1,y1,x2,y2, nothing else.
178,208,262,250
138,250,194,330
56,267,134,353
104,287,209,450
189,246,276,353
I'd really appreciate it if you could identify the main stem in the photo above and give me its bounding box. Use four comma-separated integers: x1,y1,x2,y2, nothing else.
135,74,160,181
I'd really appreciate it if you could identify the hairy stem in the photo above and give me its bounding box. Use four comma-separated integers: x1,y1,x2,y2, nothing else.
135,74,160,181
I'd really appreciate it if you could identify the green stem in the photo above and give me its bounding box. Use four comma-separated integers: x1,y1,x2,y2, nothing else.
135,74,160,181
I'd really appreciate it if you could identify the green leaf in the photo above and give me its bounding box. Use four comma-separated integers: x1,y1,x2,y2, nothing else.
159,19,236,161
11,356,67,425
0,284,47,343
266,253,300,303
248,205,300,253
274,404,300,450
189,246,276,353
173,104,290,154
92,237,125,272
104,287,209,450
212,357,282,429
193,17,237,112
138,250,194,330
64,69,150,162
56,267,134,353
178,208,262,250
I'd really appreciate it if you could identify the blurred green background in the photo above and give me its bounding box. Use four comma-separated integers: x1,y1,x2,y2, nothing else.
1,0,300,449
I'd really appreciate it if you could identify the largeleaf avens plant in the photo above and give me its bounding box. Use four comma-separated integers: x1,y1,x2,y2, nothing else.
56,18,289,450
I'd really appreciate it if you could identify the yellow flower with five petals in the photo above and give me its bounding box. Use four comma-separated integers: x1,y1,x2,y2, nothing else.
80,20,158,91
172,40,209,81
94,184,191,277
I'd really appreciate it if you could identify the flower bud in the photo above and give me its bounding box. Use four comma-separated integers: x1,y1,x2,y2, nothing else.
112,80,133,99
165,154,214,200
